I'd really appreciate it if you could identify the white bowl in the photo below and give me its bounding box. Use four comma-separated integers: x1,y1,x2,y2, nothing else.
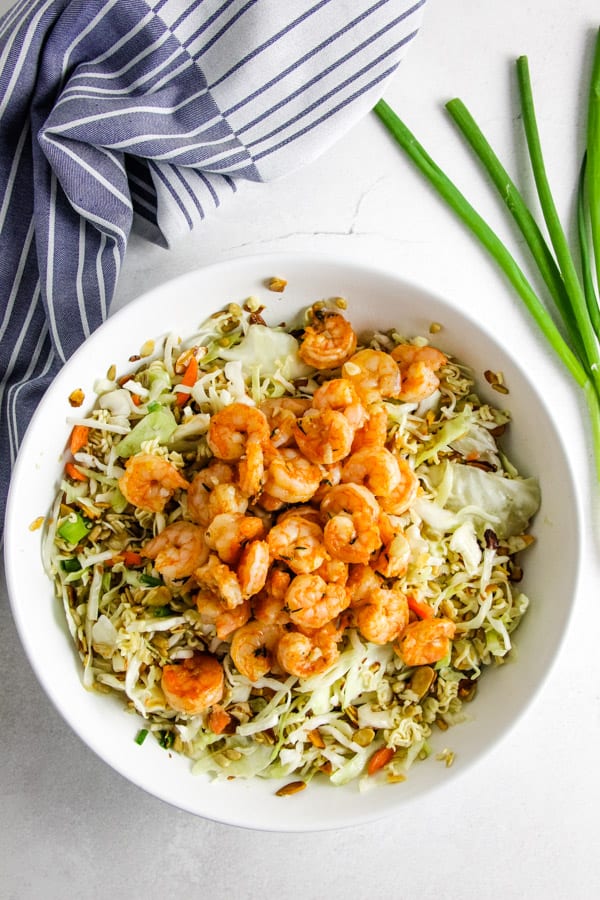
4,252,581,831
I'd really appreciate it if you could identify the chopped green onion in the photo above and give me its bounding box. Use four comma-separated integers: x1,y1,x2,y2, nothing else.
152,605,174,617
158,730,175,749
57,513,91,545
134,728,149,745
140,573,162,587
61,557,82,573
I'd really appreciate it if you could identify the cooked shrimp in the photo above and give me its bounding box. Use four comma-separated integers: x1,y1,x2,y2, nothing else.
312,378,367,430
315,557,349,585
355,587,409,645
267,515,327,575
310,461,342,503
205,512,265,566
351,403,388,450
320,482,381,522
372,517,411,578
207,483,248,520
285,573,350,629
276,622,342,678
293,408,354,465
321,483,382,564
256,490,286,512
207,403,271,461
253,568,292,625
298,310,357,369
196,590,251,640
161,653,224,714
260,397,311,448
277,504,323,525
346,563,382,606
119,452,189,513
263,447,322,504
395,617,456,666
391,344,448,402
195,553,243,608
237,539,270,599
187,461,236,526
379,457,418,515
143,521,208,579
238,435,265,497
323,513,382,565
230,621,282,682
341,447,401,496
342,349,401,405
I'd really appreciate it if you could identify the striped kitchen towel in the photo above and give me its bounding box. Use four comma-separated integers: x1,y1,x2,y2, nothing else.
0,0,426,530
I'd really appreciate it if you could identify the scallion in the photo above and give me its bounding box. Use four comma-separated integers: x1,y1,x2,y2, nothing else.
57,513,91,545
373,29,600,482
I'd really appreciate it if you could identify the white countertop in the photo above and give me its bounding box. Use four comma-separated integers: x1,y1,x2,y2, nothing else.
2,1,600,897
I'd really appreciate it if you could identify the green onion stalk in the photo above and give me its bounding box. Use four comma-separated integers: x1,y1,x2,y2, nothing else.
373,28,600,483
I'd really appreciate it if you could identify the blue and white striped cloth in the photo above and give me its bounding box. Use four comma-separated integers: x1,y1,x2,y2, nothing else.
0,0,426,530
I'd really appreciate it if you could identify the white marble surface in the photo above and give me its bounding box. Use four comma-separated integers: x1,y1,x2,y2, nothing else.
2,1,600,897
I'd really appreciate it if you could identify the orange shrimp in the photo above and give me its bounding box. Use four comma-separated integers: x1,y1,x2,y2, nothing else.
395,617,456,666
276,622,342,678
341,446,401,496
267,515,327,574
355,588,409,645
379,456,418,515
237,539,270,599
262,447,323,504
207,403,271,460
230,621,282,682
187,461,237,526
161,653,224,715
253,568,292,626
205,512,265,566
342,348,401,405
285,573,350,630
196,590,251,640
119,452,189,513
298,310,357,369
195,553,243,609
143,521,209,579
351,403,388,451
293,408,355,465
391,344,448,402
312,378,367,430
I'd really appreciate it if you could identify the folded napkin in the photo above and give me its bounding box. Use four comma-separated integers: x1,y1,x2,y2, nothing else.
0,0,426,530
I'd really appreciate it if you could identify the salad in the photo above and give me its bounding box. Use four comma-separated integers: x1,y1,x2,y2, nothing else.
43,291,540,790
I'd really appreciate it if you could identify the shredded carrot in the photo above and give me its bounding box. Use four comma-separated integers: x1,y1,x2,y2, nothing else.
69,424,90,455
64,461,87,482
175,355,198,406
367,746,394,776
207,705,232,734
106,550,144,567
131,394,142,406
122,550,144,567
407,594,435,619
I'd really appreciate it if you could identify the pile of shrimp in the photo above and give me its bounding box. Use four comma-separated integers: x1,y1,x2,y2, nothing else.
48,299,532,786
115,306,455,718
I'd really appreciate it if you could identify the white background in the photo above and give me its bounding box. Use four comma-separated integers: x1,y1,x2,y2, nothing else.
2,1,600,897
